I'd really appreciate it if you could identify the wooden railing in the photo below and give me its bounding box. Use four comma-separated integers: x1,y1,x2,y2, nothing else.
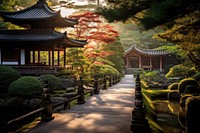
4,74,121,133
11,65,65,75
130,73,151,133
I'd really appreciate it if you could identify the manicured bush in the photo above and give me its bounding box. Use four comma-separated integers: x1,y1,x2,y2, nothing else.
40,74,62,91
167,91,180,101
8,76,43,95
60,78,75,89
145,70,160,78
168,83,179,90
0,65,21,93
133,68,145,78
89,64,120,77
178,78,199,95
185,96,200,132
166,64,192,78
192,72,200,81
184,85,199,94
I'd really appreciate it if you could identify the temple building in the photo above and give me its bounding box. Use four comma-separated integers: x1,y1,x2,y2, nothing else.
124,45,181,74
0,0,87,75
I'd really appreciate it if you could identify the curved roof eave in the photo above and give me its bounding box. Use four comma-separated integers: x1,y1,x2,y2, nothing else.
0,29,65,43
125,44,169,56
0,1,79,28
0,1,57,20
62,37,87,48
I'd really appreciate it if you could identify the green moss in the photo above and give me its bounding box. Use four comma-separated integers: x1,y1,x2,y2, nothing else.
142,91,157,121
142,89,171,100
8,76,43,95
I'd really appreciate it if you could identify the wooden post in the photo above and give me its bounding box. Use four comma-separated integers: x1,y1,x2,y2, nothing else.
103,75,107,89
64,49,66,66
150,57,152,70
40,80,54,121
109,75,112,87
160,56,163,72
94,75,99,94
77,77,85,104
130,73,151,133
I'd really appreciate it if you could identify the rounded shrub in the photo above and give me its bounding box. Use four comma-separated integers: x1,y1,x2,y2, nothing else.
184,85,199,94
8,76,43,95
0,65,21,93
89,64,119,77
166,64,190,78
167,91,180,101
192,72,200,82
185,96,200,132
178,78,199,95
40,75,62,91
168,83,179,90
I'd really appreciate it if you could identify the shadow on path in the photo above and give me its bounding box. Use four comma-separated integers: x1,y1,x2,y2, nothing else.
24,74,135,133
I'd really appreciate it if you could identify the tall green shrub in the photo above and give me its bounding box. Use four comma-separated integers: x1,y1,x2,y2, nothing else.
8,76,43,95
0,65,21,93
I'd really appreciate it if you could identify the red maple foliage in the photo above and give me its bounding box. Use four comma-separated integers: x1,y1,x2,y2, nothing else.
68,11,118,65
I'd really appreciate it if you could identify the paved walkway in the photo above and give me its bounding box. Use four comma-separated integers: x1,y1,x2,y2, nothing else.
26,74,135,133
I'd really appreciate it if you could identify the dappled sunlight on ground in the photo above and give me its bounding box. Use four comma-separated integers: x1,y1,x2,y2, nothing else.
25,75,135,133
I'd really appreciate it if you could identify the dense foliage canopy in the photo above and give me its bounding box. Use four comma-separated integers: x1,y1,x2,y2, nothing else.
97,0,200,70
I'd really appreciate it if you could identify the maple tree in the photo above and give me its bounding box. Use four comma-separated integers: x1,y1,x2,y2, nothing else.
67,11,121,76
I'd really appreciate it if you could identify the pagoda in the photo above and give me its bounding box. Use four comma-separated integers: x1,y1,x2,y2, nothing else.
0,0,87,75
124,45,181,73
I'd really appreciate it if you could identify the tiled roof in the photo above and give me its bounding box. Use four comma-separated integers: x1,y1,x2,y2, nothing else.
0,1,78,28
125,45,168,55
62,32,87,47
0,29,64,43
0,30,87,48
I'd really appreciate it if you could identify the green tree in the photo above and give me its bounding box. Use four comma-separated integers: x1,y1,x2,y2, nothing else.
102,37,125,74
96,0,200,29
68,12,120,76
97,0,200,70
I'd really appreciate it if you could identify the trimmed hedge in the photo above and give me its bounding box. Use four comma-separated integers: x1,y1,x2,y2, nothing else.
185,96,200,132
168,83,179,90
178,78,199,95
40,75,62,91
193,72,200,81
0,65,21,93
8,76,43,95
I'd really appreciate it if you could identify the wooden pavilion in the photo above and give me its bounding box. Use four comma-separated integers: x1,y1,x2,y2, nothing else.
0,0,87,75
124,45,180,73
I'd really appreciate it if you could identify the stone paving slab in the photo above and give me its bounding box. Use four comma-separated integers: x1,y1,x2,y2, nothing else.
25,74,135,133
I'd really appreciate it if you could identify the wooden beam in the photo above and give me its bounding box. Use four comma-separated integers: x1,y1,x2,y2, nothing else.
160,56,163,72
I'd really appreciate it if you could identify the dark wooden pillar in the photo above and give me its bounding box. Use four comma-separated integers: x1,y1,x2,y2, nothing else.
64,49,66,66
38,51,40,63
77,77,86,104
18,49,21,65
0,49,1,64
150,57,152,70
160,56,163,72
52,49,54,66
57,50,60,66
33,50,35,65
48,50,51,66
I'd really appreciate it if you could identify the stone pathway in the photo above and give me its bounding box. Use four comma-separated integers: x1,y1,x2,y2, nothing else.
25,74,135,133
